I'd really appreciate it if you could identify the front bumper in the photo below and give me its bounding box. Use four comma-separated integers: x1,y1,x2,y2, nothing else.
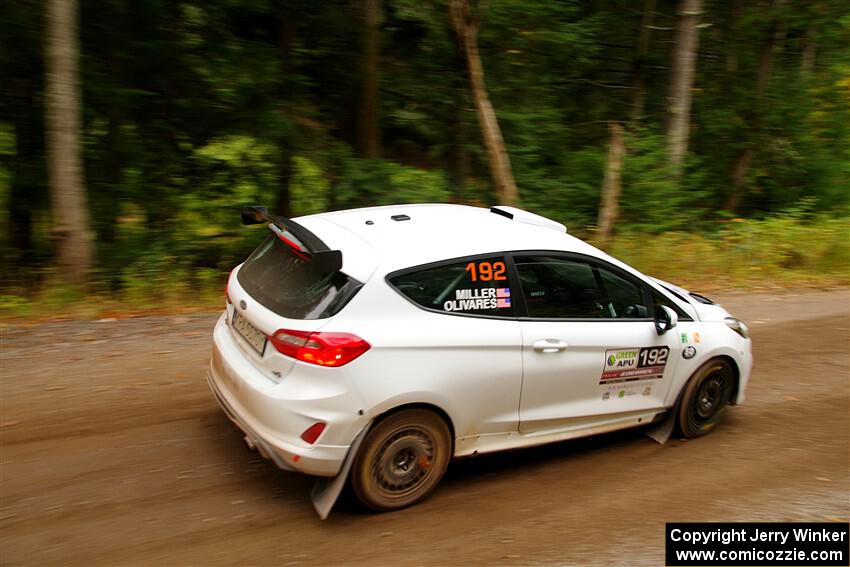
734,340,754,405
207,314,365,477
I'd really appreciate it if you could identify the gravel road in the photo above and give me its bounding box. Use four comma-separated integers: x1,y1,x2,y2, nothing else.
1,289,848,566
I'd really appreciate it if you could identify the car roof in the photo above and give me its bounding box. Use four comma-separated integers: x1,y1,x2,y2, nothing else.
297,204,604,276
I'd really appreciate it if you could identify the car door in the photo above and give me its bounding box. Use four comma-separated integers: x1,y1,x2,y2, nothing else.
385,254,524,438
512,253,681,434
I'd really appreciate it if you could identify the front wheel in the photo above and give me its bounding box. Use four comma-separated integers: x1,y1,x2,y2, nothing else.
677,359,735,438
350,409,452,512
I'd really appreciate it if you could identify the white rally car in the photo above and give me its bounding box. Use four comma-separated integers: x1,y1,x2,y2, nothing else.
208,204,752,516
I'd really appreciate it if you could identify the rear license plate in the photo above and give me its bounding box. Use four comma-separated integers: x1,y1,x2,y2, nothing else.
232,312,267,355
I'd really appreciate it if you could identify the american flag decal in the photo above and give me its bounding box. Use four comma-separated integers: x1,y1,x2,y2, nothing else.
497,298,511,308
496,288,511,298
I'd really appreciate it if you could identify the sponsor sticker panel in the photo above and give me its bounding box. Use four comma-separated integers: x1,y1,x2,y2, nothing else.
600,346,669,384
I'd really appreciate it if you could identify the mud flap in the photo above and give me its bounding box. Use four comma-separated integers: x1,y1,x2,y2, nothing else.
310,424,370,520
645,389,686,444
644,409,676,444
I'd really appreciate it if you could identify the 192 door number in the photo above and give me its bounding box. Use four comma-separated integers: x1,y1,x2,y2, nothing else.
638,346,669,367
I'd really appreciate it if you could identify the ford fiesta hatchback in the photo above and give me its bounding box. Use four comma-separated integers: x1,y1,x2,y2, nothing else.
208,204,753,515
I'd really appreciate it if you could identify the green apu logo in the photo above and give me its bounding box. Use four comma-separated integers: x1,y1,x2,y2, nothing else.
608,350,637,367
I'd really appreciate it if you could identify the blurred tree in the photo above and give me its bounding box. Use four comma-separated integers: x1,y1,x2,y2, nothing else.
631,0,657,121
725,0,786,213
277,2,296,217
0,0,45,274
449,0,519,205
358,0,382,158
666,0,701,178
45,0,93,286
597,122,625,246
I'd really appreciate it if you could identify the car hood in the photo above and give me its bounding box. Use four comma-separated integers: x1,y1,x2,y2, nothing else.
651,278,736,322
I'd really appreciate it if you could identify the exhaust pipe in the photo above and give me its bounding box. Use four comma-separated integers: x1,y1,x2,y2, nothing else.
244,435,273,460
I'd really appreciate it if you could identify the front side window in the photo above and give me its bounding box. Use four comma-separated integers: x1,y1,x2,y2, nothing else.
514,255,648,319
389,256,516,317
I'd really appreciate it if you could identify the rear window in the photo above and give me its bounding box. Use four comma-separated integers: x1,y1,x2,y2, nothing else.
237,235,362,319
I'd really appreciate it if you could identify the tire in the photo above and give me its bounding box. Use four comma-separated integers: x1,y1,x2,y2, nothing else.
350,409,452,512
677,359,735,438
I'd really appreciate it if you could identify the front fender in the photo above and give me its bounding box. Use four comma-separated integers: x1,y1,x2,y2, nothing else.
665,338,752,408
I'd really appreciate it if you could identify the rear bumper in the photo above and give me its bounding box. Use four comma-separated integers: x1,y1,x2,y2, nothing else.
207,373,298,472
207,314,364,477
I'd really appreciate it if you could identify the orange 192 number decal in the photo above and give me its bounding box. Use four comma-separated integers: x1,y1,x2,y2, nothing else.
465,261,507,281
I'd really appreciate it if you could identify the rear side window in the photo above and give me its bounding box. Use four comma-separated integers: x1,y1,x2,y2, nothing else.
389,256,515,317
514,255,648,319
237,235,362,319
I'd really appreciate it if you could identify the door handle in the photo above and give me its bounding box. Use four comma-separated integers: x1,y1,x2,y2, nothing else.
532,339,568,353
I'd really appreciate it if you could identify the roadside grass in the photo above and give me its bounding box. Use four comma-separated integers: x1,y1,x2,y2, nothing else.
605,215,850,293
2,215,848,323
0,268,227,323
0,285,225,323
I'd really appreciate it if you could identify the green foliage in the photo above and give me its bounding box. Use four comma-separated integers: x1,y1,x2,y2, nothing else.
333,158,452,209
0,293,32,317
1,0,849,310
619,128,709,233
291,156,331,216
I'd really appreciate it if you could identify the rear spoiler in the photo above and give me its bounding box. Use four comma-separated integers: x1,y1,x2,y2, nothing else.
241,206,342,273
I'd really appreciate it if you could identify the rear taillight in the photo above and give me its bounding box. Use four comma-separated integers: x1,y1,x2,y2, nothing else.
225,269,234,304
269,329,370,367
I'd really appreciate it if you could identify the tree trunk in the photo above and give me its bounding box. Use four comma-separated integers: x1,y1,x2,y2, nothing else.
8,74,42,272
277,154,293,218
631,0,656,121
724,1,786,213
357,0,381,159
451,104,469,201
597,123,625,247
724,147,753,213
10,121,35,264
450,50,469,201
724,0,741,75
449,0,519,205
98,113,121,244
800,26,816,77
45,0,93,287
666,0,702,178
277,5,295,217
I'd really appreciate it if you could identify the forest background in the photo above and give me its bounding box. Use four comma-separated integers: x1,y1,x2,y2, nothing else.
1,0,848,317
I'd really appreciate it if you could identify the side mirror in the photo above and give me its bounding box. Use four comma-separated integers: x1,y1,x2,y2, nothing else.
654,305,678,335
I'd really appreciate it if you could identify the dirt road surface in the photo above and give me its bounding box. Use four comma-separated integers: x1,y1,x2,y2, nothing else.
2,290,848,566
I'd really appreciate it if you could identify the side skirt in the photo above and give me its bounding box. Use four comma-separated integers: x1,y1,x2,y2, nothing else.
454,409,666,457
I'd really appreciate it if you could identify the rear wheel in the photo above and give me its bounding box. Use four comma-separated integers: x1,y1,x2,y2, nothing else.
351,409,451,512
677,359,735,438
